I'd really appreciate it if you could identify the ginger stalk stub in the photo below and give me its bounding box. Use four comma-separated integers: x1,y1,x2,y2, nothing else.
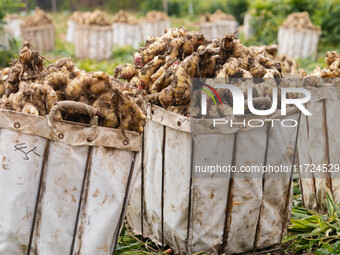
3,39,44,96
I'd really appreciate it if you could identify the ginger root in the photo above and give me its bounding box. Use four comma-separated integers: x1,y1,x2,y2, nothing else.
114,64,137,80
159,52,200,109
250,44,298,75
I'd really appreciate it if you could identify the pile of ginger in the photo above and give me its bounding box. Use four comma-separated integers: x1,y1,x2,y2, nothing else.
69,10,111,26
282,12,320,31
0,40,146,132
201,9,236,23
114,27,287,117
21,7,53,28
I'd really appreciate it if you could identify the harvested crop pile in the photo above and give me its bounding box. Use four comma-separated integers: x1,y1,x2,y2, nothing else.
21,7,52,27
4,14,22,20
0,40,146,132
69,11,83,23
113,10,138,25
282,12,320,31
115,27,285,117
70,10,111,26
301,51,340,87
144,10,169,22
201,9,235,22
250,44,298,75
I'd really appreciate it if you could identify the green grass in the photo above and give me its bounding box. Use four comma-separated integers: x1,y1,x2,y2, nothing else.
116,225,173,255
116,226,210,254
43,39,135,75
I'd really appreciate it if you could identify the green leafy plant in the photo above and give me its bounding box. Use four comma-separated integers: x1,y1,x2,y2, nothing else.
283,189,340,254
116,224,162,254
0,37,20,67
0,0,23,23
223,0,249,24
247,0,289,45
140,0,163,13
104,0,143,13
315,241,340,255
247,0,340,46
318,0,340,45
0,0,23,67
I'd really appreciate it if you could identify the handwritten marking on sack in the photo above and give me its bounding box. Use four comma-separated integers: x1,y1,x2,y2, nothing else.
14,143,41,160
2,156,10,170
